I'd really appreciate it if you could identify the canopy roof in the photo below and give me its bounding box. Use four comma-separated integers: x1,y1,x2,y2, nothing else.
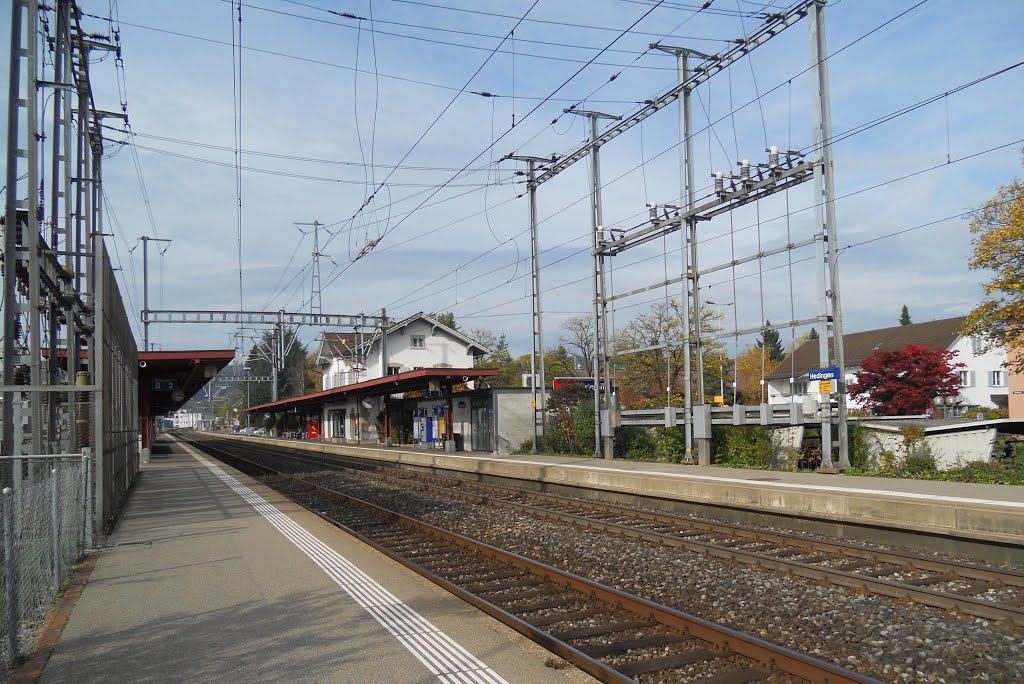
247,367,497,413
139,349,236,415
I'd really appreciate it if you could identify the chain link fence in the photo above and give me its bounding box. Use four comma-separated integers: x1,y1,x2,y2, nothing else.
0,451,90,666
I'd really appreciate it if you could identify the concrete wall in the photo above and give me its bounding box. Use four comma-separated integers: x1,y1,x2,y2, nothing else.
495,389,535,455
859,424,996,469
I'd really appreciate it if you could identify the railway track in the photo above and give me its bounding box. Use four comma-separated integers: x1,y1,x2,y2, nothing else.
186,434,1024,628
183,434,877,683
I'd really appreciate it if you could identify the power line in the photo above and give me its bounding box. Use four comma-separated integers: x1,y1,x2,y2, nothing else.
377,3,958,316
79,13,646,104
338,0,542,230
225,0,679,71
112,140,522,187
275,0,732,53
392,137,1024,319
301,1,670,307
391,0,758,31
100,125,503,172
320,0,670,276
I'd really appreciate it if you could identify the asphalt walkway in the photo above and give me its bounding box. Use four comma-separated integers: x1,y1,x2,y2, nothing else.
39,438,590,684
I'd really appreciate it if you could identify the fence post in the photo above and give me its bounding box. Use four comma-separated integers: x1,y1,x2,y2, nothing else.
3,487,17,665
81,448,93,549
51,467,60,594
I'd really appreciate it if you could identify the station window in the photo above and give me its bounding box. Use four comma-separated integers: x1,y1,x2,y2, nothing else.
411,335,425,349
792,381,808,395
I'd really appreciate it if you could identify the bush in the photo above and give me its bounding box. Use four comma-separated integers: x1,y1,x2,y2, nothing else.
711,425,774,469
847,422,871,470
615,427,657,460
654,426,686,463
572,401,595,455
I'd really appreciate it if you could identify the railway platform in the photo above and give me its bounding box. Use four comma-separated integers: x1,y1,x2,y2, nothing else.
224,435,1024,564
30,438,591,684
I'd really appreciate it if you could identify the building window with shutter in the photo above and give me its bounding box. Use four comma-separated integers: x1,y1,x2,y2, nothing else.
959,370,975,387
971,337,983,355
990,370,1005,387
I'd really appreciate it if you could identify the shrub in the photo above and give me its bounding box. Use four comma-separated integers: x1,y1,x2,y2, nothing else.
654,426,686,463
572,401,595,455
711,425,773,469
615,426,657,460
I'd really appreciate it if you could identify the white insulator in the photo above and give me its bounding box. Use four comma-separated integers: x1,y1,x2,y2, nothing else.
714,171,724,194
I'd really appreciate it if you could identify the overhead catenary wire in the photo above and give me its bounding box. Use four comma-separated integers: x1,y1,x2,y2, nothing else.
111,140,522,187
393,136,1024,321
228,0,681,72
338,0,544,233
311,0,671,299
380,48,1017,318
79,12,647,105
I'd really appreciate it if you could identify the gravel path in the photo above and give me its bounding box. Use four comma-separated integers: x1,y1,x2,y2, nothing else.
285,470,1023,683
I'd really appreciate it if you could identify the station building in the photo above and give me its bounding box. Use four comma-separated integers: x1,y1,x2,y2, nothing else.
251,312,538,453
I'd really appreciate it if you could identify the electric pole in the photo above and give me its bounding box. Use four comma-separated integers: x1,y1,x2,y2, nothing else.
295,220,331,317
506,155,549,453
651,42,712,465
566,109,621,460
137,236,172,351
810,0,849,471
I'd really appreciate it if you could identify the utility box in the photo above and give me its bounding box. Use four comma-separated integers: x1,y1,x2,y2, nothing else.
692,404,712,439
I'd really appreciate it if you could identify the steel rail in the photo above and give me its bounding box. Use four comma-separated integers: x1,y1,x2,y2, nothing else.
182,434,877,684
190,434,1024,625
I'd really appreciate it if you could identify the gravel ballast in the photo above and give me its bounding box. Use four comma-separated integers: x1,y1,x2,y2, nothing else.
276,470,1023,683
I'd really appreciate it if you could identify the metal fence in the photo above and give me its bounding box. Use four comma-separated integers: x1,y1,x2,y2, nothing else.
0,451,90,666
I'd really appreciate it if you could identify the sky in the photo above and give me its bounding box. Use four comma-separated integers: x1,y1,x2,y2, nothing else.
3,0,1023,362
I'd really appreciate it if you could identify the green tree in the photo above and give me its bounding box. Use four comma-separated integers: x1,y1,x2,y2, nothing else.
734,344,781,403
546,382,592,454
246,327,311,406
469,329,524,387
543,345,577,381
429,311,458,330
613,299,726,408
754,320,785,363
899,305,912,326
962,157,1024,368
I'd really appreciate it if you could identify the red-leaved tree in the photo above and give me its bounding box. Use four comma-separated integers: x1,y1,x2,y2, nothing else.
848,344,964,416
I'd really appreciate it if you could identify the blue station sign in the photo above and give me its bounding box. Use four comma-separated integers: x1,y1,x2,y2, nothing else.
807,367,841,381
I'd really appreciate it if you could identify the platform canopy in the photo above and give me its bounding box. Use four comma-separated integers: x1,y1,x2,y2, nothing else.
247,367,498,413
139,349,236,416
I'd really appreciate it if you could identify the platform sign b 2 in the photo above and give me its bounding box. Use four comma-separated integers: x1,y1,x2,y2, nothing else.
818,380,833,395
808,367,840,381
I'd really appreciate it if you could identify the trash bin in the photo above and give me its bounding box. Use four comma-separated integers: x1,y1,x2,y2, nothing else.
453,433,464,451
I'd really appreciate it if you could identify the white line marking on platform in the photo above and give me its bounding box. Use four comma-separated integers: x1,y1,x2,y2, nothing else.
191,452,509,684
412,452,1024,509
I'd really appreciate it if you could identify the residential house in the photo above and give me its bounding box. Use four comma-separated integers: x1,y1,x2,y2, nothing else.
765,316,1007,414
316,312,490,443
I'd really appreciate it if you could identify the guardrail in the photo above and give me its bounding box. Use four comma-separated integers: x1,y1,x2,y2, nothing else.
621,403,813,428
